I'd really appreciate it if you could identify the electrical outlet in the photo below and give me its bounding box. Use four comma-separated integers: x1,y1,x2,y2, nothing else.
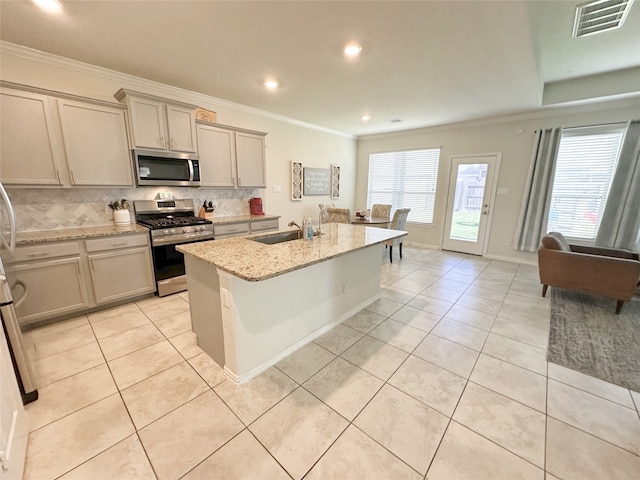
105,204,112,214
343,280,350,293
273,185,281,193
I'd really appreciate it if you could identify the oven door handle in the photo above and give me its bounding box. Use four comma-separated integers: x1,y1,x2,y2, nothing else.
152,233,214,247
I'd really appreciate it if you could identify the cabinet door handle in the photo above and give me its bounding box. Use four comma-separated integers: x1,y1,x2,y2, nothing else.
12,280,27,309
27,252,49,258
89,258,94,273
111,242,128,248
70,170,76,184
77,261,82,275
55,169,61,184
159,137,165,148
238,177,242,186
170,138,175,149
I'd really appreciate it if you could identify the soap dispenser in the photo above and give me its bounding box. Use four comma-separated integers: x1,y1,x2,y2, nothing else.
305,217,314,240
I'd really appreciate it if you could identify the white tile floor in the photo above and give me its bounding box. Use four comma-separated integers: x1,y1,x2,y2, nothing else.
21,246,640,479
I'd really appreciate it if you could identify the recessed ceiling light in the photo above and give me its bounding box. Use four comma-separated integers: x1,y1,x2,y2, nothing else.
390,118,402,123
33,0,62,13
263,79,279,90
361,114,371,122
344,43,363,57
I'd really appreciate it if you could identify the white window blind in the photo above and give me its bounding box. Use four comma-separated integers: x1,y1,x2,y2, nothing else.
367,148,440,224
547,124,625,241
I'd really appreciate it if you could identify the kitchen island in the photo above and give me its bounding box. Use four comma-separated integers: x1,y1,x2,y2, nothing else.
177,223,406,384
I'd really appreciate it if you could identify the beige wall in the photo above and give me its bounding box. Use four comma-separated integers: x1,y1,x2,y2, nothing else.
0,45,356,228
357,99,640,263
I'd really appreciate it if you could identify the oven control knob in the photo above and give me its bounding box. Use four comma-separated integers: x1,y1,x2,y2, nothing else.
183,227,189,233
163,229,170,235
170,228,177,234
197,226,204,232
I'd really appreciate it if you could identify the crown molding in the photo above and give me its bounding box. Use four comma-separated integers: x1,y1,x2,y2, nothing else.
358,94,640,140
0,41,355,140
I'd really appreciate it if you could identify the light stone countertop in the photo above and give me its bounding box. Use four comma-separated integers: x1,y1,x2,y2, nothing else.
177,223,407,282
16,224,150,245
14,214,280,245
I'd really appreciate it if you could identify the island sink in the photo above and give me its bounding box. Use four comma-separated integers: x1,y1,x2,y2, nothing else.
250,231,301,245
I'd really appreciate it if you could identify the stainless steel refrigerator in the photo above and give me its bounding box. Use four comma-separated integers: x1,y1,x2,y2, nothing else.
0,182,37,404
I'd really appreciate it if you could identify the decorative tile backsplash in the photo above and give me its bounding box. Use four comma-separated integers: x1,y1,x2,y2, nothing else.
6,187,262,232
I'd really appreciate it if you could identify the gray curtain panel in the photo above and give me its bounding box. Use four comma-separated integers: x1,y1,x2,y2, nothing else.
595,120,640,252
513,127,563,252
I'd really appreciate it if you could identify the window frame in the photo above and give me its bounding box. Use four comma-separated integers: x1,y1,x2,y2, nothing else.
366,147,441,225
546,123,626,243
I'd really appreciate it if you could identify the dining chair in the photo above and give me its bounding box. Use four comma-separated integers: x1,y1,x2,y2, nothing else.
371,203,392,219
326,207,351,224
318,203,335,223
385,208,410,263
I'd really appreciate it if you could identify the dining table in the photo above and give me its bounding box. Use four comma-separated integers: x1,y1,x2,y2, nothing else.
350,216,391,226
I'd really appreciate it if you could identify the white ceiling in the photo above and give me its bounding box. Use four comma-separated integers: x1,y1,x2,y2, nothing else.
1,0,639,136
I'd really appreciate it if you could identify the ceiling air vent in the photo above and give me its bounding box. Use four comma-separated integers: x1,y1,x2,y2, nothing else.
573,0,635,37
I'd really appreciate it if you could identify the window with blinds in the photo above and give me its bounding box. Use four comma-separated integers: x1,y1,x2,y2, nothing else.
547,124,626,241
367,148,441,224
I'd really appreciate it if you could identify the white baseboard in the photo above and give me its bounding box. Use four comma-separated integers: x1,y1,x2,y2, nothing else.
484,253,537,265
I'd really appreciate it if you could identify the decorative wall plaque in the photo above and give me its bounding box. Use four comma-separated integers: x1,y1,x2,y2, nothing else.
331,164,340,198
291,161,303,200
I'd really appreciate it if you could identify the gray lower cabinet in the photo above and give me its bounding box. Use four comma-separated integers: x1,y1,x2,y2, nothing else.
6,233,155,326
86,234,155,305
87,245,155,305
6,243,90,326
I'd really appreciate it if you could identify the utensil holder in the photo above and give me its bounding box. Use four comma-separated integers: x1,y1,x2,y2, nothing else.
113,209,131,225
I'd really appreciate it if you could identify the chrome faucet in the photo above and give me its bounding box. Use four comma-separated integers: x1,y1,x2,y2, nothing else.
288,221,303,239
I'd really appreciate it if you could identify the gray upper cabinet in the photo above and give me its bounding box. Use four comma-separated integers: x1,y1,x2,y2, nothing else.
197,122,266,188
235,130,266,188
57,98,133,186
0,83,133,187
0,88,64,186
115,89,198,154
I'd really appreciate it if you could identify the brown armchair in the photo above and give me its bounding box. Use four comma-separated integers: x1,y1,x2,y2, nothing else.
538,232,640,314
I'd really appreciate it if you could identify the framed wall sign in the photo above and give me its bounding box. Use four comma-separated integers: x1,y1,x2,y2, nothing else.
303,167,330,195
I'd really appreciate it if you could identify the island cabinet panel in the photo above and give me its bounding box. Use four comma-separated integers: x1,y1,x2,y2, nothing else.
185,244,382,383
0,88,64,186
5,242,90,327
56,98,133,186
196,122,266,188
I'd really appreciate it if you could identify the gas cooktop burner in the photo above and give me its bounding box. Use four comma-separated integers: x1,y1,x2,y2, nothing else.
138,216,211,229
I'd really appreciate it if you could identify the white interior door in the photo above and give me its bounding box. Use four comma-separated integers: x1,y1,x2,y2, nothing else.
442,154,499,255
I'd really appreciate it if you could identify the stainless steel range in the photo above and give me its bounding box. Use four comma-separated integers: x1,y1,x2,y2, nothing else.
134,199,213,297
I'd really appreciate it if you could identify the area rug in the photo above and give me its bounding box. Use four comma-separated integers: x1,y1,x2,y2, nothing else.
547,288,640,392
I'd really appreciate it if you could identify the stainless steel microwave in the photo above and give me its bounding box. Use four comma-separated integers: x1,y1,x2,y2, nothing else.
133,149,201,186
